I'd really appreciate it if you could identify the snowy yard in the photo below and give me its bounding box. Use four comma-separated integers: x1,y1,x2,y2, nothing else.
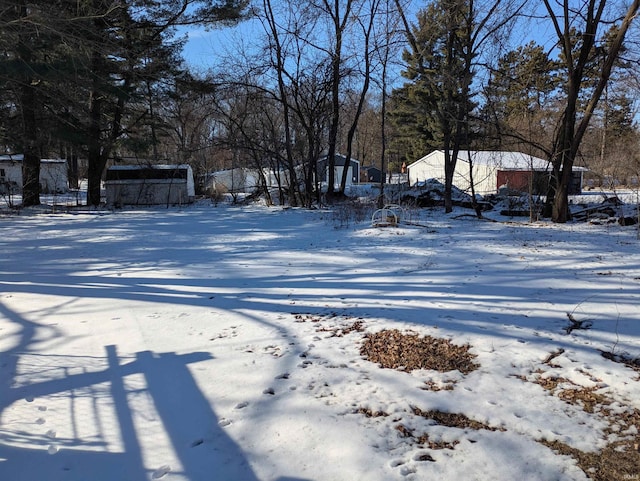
1,203,639,481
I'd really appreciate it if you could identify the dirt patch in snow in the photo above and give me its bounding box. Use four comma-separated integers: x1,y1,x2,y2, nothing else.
360,329,478,374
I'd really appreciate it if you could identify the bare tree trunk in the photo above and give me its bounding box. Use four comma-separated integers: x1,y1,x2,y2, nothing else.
542,0,640,222
338,0,378,194
263,0,300,206
86,88,106,206
16,0,40,207
20,83,41,207
378,51,389,209
324,0,353,200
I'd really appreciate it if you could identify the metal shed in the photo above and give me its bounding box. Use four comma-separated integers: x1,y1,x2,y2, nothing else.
105,164,195,207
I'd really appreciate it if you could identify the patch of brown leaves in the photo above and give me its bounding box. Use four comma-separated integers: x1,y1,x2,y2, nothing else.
394,424,460,450
521,369,640,481
541,439,640,481
292,312,365,337
360,329,479,374
355,407,389,418
411,406,505,432
391,407,504,453
531,374,611,414
601,350,640,374
317,319,365,337
421,380,457,391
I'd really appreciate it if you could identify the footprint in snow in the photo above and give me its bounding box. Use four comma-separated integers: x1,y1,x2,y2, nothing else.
400,465,417,476
414,452,435,462
235,401,249,410
152,465,171,479
275,373,290,380
218,418,232,427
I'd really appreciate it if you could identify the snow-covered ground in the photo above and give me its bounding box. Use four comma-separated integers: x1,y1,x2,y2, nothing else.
1,202,639,481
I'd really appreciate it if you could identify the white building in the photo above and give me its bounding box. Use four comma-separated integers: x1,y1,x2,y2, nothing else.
407,150,585,196
0,154,68,194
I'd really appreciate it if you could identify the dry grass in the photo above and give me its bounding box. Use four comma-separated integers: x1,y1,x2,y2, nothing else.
360,329,479,374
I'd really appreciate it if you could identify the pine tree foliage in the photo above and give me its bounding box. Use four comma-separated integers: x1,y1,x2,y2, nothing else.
0,0,248,206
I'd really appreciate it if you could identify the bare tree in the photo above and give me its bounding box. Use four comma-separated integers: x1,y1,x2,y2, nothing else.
542,0,640,222
317,0,356,199
336,0,381,194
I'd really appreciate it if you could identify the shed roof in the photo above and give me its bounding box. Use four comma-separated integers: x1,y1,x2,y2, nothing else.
108,164,190,170
318,154,360,166
0,154,66,164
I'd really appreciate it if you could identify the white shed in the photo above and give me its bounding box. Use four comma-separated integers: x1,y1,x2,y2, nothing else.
105,164,195,206
407,150,585,196
0,154,68,194
204,168,261,194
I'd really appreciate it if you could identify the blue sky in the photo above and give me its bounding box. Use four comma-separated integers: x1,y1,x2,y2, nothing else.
177,6,560,74
178,18,263,72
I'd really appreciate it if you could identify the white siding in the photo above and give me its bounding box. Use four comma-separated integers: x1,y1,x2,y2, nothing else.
207,168,260,193
407,150,553,196
408,151,444,186
0,156,68,194
407,151,497,195
40,160,69,194
329,166,355,187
